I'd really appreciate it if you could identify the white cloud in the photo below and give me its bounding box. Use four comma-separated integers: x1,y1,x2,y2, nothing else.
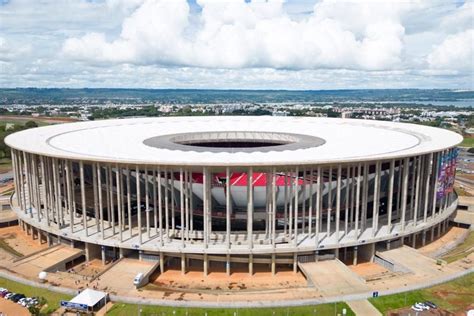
427,29,474,71
0,36,31,62
62,0,411,70
0,0,473,89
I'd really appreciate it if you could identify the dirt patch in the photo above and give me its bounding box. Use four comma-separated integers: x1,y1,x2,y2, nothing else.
0,297,30,316
0,225,47,256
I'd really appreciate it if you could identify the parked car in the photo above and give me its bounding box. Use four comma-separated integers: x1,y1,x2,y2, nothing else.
424,301,437,309
414,302,430,311
18,297,27,305
411,305,424,312
11,294,25,302
5,292,15,300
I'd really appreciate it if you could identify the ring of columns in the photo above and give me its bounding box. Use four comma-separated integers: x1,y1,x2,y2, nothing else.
6,117,462,274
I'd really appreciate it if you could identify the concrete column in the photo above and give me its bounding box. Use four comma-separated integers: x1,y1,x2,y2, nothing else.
180,169,185,247
203,253,208,277
249,254,253,276
271,168,277,248
370,243,375,262
247,167,254,249
431,153,440,218
119,248,124,259
335,165,341,242
413,156,422,227
308,168,313,237
412,233,417,248
422,230,427,246
226,167,231,250
354,163,361,240
46,233,51,246
153,168,158,236
386,240,391,250
344,166,350,237
293,253,297,273
271,253,276,276
157,168,163,246
203,168,209,248
136,165,142,244
423,153,433,223
288,170,293,241
101,246,106,265
116,165,123,242
353,246,358,265
98,164,105,239
303,169,308,234
372,161,381,237
401,157,409,231
51,158,59,227
160,253,165,274
126,167,132,238
226,253,230,276
85,242,91,262
284,170,288,236
92,164,99,231
361,163,369,232
181,253,186,275
327,166,332,238
79,161,88,236
315,166,321,246
294,167,299,246
387,160,395,232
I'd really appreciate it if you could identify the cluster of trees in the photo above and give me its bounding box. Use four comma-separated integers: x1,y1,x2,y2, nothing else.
90,106,163,119
0,121,38,159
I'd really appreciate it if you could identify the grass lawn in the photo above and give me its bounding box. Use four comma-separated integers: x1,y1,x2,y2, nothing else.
0,158,12,174
0,276,72,314
369,272,474,314
460,136,474,147
441,231,474,263
107,302,354,316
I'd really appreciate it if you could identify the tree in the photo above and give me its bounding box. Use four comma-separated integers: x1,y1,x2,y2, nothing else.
25,120,39,129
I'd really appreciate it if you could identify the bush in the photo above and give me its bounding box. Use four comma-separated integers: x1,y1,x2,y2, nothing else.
24,120,38,128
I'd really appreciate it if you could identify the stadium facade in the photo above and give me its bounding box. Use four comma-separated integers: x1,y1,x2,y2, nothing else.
6,117,462,275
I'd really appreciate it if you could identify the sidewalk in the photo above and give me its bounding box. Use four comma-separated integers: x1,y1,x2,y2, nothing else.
346,300,382,316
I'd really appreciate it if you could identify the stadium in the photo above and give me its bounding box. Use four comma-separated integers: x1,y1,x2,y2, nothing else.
5,116,462,279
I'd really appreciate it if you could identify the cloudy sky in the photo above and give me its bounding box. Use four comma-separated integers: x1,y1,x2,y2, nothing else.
0,0,472,89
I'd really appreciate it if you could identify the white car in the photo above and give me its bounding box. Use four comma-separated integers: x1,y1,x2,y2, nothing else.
415,302,430,310
411,305,424,312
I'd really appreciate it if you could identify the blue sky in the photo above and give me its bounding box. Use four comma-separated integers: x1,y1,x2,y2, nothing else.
0,0,472,89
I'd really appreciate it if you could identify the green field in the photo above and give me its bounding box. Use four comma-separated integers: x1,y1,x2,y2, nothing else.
106,302,354,316
369,272,474,314
0,277,72,314
460,136,474,147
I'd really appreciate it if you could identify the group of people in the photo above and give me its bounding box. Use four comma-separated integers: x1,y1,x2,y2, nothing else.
67,263,103,291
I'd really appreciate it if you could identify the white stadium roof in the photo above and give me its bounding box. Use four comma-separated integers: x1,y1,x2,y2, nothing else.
5,116,462,166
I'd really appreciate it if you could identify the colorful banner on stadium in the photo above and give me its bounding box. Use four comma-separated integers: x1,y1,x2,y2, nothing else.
436,149,458,201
